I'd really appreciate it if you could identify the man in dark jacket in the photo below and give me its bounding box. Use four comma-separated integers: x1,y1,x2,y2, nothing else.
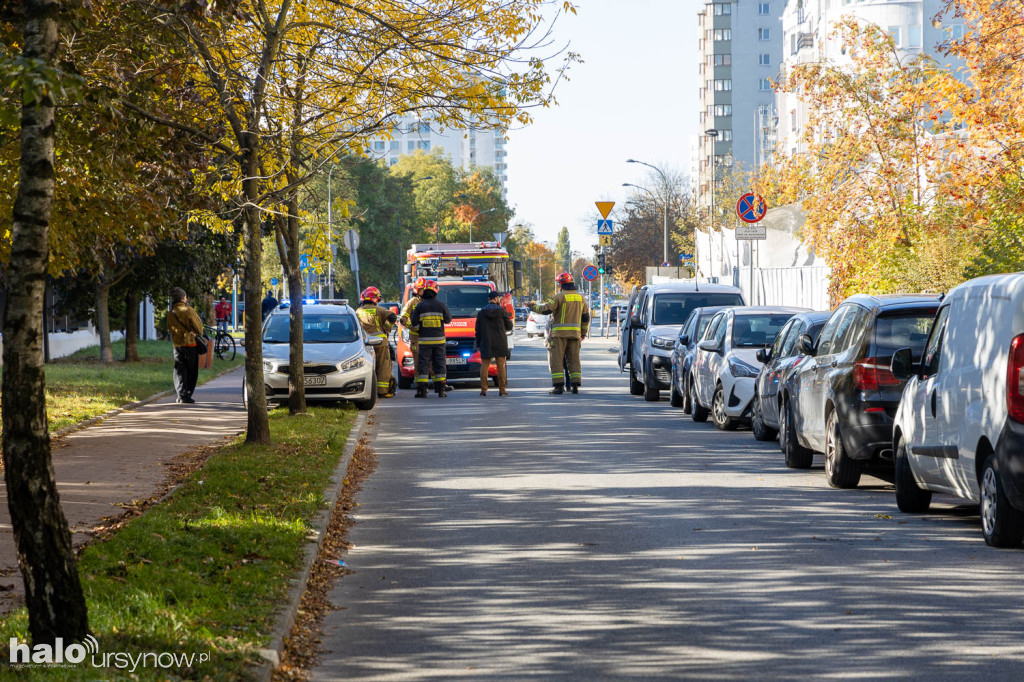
475,290,513,396
261,290,279,320
410,280,452,398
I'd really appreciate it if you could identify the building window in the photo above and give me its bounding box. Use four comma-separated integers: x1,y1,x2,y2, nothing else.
708,53,732,66
758,2,770,13
758,28,771,40
407,141,415,151
713,2,732,14
889,25,901,47
418,140,430,150
908,24,922,48
712,28,732,41
949,24,965,40
390,141,400,152
759,78,773,91
759,53,771,65
720,130,733,141
714,104,733,117
374,140,385,151
389,158,399,166
714,79,732,91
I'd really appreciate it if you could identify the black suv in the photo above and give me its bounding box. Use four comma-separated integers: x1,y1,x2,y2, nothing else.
779,295,940,487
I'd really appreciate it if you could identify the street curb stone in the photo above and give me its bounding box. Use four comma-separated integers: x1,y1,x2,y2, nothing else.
254,408,369,680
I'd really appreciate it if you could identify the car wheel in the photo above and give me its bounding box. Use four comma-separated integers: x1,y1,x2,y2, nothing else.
354,373,378,411
398,373,414,390
629,367,644,396
682,375,693,415
824,409,861,489
669,378,684,408
751,393,778,442
712,384,738,431
980,454,1024,548
780,399,812,469
690,380,709,423
894,440,932,513
643,362,660,402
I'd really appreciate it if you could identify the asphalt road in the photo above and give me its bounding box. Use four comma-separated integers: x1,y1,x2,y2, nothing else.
313,334,1024,681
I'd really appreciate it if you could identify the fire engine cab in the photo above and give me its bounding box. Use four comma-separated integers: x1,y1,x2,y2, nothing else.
396,242,522,388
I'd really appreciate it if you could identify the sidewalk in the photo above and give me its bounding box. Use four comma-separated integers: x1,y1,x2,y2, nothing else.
0,366,247,614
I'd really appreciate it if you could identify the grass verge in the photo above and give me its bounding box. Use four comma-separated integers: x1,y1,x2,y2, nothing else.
0,339,244,434
0,405,358,680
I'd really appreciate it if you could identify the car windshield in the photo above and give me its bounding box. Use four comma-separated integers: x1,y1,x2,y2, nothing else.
437,285,492,317
874,311,937,359
263,313,360,344
652,293,744,325
732,314,793,348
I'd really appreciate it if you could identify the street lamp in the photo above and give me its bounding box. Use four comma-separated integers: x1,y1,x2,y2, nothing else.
704,129,719,276
327,162,337,298
467,207,498,242
626,158,670,265
435,192,469,245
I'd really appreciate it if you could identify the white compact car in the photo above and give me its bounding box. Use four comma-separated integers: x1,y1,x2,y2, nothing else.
691,307,808,430
255,303,382,410
525,310,550,338
891,272,1024,547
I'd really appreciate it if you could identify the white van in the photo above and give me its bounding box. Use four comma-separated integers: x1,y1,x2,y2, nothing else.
891,273,1024,547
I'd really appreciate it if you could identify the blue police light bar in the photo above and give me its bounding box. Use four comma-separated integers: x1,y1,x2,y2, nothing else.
462,352,471,357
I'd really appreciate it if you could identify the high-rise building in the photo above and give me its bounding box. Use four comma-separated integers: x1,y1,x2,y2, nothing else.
696,0,784,200
367,117,508,196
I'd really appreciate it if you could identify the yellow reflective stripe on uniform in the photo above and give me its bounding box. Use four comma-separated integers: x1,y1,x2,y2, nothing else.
419,337,447,345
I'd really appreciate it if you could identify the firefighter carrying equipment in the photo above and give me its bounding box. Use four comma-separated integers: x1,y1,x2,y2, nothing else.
357,300,398,396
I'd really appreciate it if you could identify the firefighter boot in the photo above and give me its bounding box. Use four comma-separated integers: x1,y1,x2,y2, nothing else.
415,385,428,398
571,384,579,394
549,385,564,395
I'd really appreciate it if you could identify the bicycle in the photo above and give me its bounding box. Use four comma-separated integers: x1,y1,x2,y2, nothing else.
205,325,237,361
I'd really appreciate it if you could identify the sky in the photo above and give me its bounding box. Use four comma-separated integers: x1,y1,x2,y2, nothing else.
504,0,698,258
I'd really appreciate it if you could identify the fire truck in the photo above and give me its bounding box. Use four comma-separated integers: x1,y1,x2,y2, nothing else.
396,242,522,388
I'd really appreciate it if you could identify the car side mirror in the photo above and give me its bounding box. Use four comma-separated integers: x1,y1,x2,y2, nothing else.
366,336,384,347
698,339,722,353
756,348,769,363
797,333,815,356
630,313,643,329
890,347,914,380
678,334,690,347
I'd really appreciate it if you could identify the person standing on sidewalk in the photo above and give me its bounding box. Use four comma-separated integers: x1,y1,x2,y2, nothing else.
475,290,513,396
357,286,398,399
215,295,232,334
528,272,589,394
410,280,452,398
166,287,205,404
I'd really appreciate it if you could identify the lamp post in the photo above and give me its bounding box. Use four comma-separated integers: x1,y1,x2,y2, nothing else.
626,159,670,265
703,129,720,277
327,162,336,298
467,207,498,242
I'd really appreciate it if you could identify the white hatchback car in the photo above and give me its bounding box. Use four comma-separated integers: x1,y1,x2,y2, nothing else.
891,273,1024,547
691,307,808,430
525,310,550,338
256,303,382,410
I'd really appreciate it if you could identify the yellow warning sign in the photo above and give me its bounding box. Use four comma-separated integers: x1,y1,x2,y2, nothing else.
595,201,615,219
599,235,611,246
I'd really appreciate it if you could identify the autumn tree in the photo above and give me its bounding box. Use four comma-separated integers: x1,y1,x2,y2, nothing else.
555,226,571,272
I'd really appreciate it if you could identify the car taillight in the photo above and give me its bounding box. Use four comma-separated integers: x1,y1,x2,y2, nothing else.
853,357,901,391
1008,335,1024,423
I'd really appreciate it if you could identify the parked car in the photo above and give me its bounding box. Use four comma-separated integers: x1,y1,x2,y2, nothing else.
255,303,382,411
669,306,730,412
691,307,807,429
515,307,529,323
619,283,745,402
779,294,940,486
750,311,831,441
891,273,1024,547
525,310,550,338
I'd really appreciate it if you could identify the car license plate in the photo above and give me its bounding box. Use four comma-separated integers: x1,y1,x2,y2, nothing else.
446,356,467,366
303,375,327,386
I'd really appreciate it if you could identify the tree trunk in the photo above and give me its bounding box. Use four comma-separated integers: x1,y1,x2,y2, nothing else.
124,289,140,362
2,0,89,646
95,280,113,364
282,203,306,415
242,160,271,444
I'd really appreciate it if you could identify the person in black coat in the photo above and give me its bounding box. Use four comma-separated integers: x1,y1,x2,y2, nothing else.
475,290,513,396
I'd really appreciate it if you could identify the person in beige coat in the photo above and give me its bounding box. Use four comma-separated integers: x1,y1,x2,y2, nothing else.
166,287,205,403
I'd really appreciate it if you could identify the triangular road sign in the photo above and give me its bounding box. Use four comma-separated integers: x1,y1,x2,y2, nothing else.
595,201,615,219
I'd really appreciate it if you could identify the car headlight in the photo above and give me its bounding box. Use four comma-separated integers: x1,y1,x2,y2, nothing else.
728,357,759,378
262,360,275,373
339,355,366,372
401,328,410,343
651,336,675,350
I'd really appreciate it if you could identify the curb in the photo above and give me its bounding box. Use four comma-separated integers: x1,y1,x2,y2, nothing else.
254,408,370,680
51,364,245,441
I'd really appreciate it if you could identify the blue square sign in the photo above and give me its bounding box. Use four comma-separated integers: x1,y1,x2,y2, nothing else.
597,219,614,235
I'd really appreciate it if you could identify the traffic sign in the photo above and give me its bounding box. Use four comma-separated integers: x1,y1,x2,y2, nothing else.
343,228,360,251
735,224,767,240
599,235,611,247
595,201,615,219
597,219,614,235
299,254,309,270
582,264,599,281
736,193,768,223
270,277,278,286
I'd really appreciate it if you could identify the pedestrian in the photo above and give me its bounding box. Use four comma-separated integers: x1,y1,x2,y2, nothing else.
357,286,399,399
528,272,590,394
166,287,205,404
400,277,429,383
475,290,513,396
410,279,452,398
261,290,279,321
215,294,232,334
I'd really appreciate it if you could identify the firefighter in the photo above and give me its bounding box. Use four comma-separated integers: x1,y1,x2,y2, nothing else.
528,272,590,394
357,286,398,398
400,277,428,382
410,279,452,398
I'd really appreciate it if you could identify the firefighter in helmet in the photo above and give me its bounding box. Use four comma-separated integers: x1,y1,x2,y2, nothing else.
400,277,429,382
528,272,590,394
357,286,398,398
410,279,452,398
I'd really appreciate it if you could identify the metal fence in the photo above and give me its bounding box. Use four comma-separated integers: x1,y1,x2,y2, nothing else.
737,266,832,311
